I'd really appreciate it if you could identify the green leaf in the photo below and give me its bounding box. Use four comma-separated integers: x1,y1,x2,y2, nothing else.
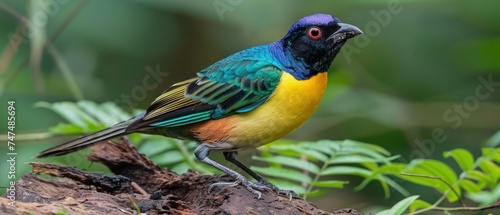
49,123,86,134
372,163,408,176
251,166,312,184
479,160,500,184
305,189,328,198
361,162,379,171
55,210,70,215
151,150,184,166
402,159,460,202
139,137,176,157
377,195,419,215
295,148,330,162
37,101,103,131
443,148,475,172
355,173,409,198
328,154,378,164
482,148,500,163
172,162,190,174
298,140,335,155
409,199,432,213
320,166,373,177
328,154,398,164
252,156,320,173
36,101,121,134
459,179,483,194
381,176,410,197
264,144,329,162
355,163,400,195
466,170,494,187
467,184,500,206
312,180,349,188
100,102,134,121
77,101,120,126
342,140,391,156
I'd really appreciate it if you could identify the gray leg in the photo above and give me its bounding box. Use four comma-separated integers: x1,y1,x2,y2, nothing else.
194,144,272,199
223,151,299,199
223,151,266,181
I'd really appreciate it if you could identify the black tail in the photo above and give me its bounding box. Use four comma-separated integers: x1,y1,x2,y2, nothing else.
36,121,131,158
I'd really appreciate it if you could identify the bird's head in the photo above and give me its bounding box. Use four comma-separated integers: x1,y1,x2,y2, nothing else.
271,14,362,80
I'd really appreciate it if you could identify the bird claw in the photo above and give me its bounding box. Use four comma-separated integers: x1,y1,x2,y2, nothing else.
208,178,298,200
256,180,299,200
279,189,300,201
208,178,273,199
208,181,239,194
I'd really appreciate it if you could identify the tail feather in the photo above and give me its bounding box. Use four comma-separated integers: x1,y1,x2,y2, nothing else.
36,121,130,158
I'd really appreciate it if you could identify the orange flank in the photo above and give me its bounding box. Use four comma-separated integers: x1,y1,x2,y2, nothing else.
189,115,238,145
190,71,328,150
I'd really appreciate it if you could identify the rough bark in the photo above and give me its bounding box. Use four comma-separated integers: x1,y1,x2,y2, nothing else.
0,138,364,215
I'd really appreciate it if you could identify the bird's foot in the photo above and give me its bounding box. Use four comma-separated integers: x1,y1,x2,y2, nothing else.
208,178,273,199
208,179,298,200
255,179,299,200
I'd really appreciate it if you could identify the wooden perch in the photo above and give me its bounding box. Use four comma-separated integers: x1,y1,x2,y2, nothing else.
0,138,364,214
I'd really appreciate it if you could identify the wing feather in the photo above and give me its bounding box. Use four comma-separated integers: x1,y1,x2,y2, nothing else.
127,46,282,131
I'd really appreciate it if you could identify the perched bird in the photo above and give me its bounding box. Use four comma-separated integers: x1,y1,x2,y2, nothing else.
37,14,362,198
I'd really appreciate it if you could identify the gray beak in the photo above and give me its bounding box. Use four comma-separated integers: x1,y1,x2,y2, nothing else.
327,23,363,42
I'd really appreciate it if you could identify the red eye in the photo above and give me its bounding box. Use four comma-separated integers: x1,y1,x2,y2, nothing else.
307,27,322,39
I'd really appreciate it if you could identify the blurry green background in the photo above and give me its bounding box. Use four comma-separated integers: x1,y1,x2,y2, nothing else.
1,0,499,213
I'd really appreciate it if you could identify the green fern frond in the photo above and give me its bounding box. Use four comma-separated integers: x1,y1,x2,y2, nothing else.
252,139,402,199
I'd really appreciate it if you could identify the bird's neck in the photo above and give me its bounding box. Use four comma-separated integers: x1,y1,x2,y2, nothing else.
269,41,320,80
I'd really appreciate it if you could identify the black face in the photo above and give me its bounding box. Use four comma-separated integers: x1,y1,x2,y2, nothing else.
279,17,362,78
284,23,344,73
269,14,362,80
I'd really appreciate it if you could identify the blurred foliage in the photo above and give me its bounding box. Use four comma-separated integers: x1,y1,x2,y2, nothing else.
0,0,499,213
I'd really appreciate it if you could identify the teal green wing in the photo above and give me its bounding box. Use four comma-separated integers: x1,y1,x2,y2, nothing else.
188,59,282,118
127,50,283,129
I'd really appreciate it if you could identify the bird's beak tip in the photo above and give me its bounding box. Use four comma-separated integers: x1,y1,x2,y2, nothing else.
338,23,363,36
327,23,362,42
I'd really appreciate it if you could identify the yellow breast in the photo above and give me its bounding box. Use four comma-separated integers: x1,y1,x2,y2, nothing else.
227,71,328,148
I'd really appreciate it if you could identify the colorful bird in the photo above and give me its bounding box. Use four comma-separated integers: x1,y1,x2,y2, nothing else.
37,14,362,198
